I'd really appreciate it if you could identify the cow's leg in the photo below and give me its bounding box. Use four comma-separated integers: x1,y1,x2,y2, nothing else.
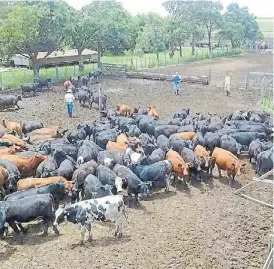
79,224,86,245
86,223,92,241
217,166,222,178
9,221,20,233
0,185,6,197
165,175,170,192
17,223,28,234
114,218,123,238
42,218,50,236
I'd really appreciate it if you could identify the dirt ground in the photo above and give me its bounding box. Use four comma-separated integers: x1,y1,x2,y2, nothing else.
0,53,273,269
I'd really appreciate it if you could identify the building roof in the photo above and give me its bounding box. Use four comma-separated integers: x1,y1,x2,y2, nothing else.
13,49,98,59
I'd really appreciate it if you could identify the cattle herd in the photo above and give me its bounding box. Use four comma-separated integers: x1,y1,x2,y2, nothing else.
0,102,273,245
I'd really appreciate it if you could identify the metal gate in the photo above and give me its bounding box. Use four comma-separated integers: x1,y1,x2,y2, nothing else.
101,63,127,77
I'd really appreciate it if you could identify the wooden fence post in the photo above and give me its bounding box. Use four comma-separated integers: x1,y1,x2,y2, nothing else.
55,66,59,82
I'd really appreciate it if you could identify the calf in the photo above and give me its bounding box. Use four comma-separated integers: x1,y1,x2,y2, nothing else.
146,148,165,165
0,194,59,236
34,78,50,90
21,83,37,97
90,91,107,110
2,120,23,138
53,195,125,245
211,147,246,186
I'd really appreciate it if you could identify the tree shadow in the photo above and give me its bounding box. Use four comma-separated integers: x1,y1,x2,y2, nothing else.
217,176,242,189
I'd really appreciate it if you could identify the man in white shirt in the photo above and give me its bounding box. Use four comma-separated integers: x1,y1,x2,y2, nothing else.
222,73,231,96
64,88,75,117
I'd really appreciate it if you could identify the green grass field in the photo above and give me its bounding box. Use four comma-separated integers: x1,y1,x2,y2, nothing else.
0,47,242,88
257,18,273,38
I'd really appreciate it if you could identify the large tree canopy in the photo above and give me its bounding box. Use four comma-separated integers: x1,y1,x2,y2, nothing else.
219,3,262,48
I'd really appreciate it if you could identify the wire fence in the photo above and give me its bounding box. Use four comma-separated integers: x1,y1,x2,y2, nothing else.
0,48,242,88
260,79,273,112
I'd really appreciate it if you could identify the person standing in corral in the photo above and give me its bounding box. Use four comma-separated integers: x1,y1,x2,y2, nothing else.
173,72,181,95
222,73,231,96
64,88,75,118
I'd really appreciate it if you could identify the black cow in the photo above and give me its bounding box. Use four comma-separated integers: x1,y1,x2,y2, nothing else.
90,91,107,110
21,83,37,97
146,148,165,165
157,135,170,153
113,164,150,205
220,135,242,156
204,132,220,152
177,125,195,133
248,139,265,163
77,89,92,108
193,132,205,148
67,128,88,144
34,78,51,90
36,156,58,178
42,142,78,161
22,121,43,134
83,175,113,199
77,145,96,166
0,95,22,110
4,181,67,209
230,132,266,146
154,125,178,138
0,194,59,236
127,125,141,137
95,129,118,149
169,134,186,154
0,160,21,192
255,148,273,176
50,158,75,180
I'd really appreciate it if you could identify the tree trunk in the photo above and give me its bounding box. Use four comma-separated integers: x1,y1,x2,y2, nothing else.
156,52,160,67
31,58,40,79
191,34,195,56
78,50,84,73
208,31,212,52
179,44,182,57
97,40,102,71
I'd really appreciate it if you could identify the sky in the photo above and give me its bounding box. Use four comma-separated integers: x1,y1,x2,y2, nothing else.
66,0,274,18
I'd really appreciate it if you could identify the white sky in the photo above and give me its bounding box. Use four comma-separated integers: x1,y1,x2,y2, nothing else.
66,0,274,18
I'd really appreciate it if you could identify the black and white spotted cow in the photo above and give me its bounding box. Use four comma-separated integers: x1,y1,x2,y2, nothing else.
53,195,125,245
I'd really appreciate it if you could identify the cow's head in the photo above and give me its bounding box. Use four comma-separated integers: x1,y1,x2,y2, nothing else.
115,177,123,193
116,104,121,111
138,183,151,198
177,162,190,176
33,154,46,162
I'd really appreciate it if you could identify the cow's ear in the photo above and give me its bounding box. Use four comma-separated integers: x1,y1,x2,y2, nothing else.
178,163,182,168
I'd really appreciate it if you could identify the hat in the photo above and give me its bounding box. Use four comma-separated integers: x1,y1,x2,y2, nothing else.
67,89,73,93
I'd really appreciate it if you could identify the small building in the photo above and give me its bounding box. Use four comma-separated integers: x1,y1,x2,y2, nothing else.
10,49,98,67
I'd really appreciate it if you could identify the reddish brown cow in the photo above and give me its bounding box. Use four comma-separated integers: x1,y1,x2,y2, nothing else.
194,145,215,173
116,104,131,116
166,150,190,187
211,147,246,186
0,166,9,196
148,106,159,119
2,133,28,149
0,154,46,177
174,132,196,140
0,145,24,155
2,120,23,138
17,176,74,193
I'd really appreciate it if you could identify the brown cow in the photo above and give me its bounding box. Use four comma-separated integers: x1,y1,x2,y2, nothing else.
174,132,196,140
116,133,140,145
211,147,246,186
166,150,190,187
116,104,131,116
28,134,56,143
194,145,215,174
2,133,28,149
0,145,24,155
17,176,74,193
0,166,9,196
30,127,65,138
2,120,23,138
148,106,159,119
0,154,46,177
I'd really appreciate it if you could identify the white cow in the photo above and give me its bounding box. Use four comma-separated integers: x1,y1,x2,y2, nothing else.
53,195,125,244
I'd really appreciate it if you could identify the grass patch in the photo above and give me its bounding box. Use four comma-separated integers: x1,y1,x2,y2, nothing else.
257,18,273,38
0,48,242,88
260,96,274,114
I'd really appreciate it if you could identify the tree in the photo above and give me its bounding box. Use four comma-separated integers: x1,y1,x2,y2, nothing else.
0,2,72,78
134,13,166,65
219,3,263,48
165,18,190,57
163,1,223,53
82,0,133,55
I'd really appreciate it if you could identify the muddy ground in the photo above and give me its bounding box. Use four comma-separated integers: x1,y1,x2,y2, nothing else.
0,53,273,269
